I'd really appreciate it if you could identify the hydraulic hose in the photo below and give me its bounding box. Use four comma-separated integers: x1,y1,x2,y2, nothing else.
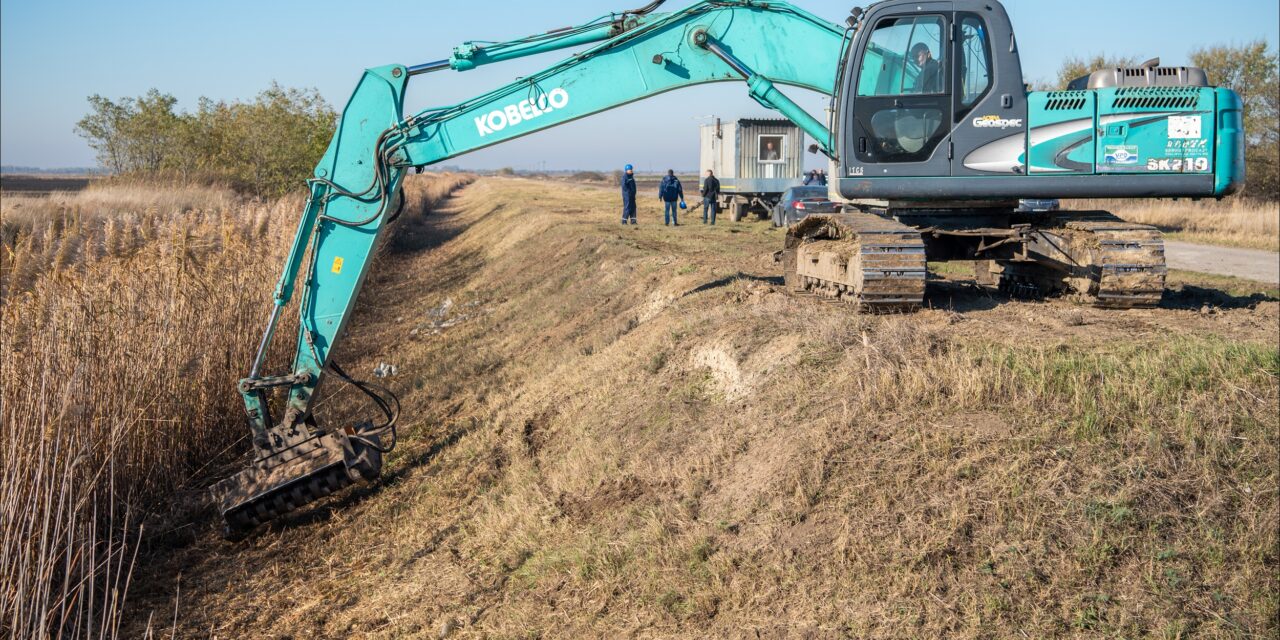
624,0,666,16
327,359,400,454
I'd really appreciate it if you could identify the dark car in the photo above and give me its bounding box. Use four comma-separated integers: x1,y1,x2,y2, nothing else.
1016,198,1060,212
772,186,841,227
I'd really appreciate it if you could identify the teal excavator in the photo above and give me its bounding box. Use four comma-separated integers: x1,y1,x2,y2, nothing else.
212,0,1245,537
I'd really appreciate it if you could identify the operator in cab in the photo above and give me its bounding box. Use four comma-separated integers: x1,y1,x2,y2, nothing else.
910,42,942,93
701,170,720,225
621,164,638,225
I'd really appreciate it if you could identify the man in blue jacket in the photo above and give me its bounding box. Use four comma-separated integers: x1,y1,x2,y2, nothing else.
658,169,684,226
620,164,638,225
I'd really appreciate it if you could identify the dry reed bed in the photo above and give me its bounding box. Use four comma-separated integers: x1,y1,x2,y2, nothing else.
0,173,471,638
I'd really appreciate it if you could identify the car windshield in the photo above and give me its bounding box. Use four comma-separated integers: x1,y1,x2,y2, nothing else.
790,188,827,199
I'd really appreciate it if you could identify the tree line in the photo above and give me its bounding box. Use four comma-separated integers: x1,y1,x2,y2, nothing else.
75,84,336,198
1053,41,1277,200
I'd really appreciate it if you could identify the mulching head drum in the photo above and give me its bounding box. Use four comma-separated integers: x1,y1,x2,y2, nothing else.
212,428,384,539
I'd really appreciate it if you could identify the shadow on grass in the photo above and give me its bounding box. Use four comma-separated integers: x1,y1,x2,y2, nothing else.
683,272,783,296
924,280,1003,312
385,197,484,255
1161,284,1278,311
262,420,475,535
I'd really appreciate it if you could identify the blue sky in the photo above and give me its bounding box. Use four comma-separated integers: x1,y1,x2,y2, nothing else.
2,0,1276,171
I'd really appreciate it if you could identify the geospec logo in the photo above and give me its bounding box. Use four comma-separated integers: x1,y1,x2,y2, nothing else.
972,115,1023,129
474,88,570,137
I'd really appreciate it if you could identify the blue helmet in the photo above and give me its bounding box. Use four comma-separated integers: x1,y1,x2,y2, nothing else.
624,164,633,171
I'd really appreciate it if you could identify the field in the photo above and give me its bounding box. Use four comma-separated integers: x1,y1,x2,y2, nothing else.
0,174,100,196
562,175,1280,252
1,176,1277,638
1094,198,1280,253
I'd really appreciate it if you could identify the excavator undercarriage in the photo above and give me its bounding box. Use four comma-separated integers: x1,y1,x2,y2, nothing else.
782,206,1168,310
782,212,927,311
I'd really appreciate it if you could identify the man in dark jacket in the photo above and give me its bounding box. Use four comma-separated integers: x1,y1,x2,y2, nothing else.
620,164,637,225
658,169,684,226
700,170,720,224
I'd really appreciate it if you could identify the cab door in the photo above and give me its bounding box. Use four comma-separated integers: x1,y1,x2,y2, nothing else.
845,3,954,178
949,4,1030,176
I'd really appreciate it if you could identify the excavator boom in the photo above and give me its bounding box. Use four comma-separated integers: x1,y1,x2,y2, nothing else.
213,0,848,537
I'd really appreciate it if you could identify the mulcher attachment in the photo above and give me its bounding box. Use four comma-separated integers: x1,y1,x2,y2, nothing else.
211,425,386,539
781,212,927,312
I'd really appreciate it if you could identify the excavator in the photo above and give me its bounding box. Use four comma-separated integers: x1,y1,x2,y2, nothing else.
211,0,1245,537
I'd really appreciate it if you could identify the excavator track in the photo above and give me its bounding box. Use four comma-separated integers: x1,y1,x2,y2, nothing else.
782,212,927,312
1007,211,1167,308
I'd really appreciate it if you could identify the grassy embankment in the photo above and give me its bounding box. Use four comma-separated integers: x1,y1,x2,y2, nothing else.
121,177,1278,638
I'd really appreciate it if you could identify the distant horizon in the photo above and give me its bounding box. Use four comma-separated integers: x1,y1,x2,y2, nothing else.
1,165,106,175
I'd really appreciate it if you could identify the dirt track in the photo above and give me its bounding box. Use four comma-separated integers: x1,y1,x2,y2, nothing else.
126,177,1278,638
1166,240,1280,284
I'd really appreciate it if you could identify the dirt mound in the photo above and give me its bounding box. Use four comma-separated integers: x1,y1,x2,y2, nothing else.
127,177,1278,638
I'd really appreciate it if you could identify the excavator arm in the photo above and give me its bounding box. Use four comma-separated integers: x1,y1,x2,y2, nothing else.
389,1,842,167
213,0,848,536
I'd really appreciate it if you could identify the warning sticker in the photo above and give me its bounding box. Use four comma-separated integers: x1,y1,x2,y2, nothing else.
331,256,344,274
1103,145,1140,165
1168,115,1202,139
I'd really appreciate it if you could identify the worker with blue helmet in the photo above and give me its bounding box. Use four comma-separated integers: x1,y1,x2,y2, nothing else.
658,169,685,226
620,164,637,225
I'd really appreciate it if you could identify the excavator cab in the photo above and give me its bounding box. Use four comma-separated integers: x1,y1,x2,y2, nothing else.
832,0,1243,198
838,1,1025,180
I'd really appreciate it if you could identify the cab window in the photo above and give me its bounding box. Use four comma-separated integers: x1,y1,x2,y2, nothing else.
957,16,992,110
856,16,946,96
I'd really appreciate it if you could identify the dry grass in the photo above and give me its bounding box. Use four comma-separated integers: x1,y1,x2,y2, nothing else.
0,173,471,638
122,178,1279,638
1081,197,1280,252
1,182,240,231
